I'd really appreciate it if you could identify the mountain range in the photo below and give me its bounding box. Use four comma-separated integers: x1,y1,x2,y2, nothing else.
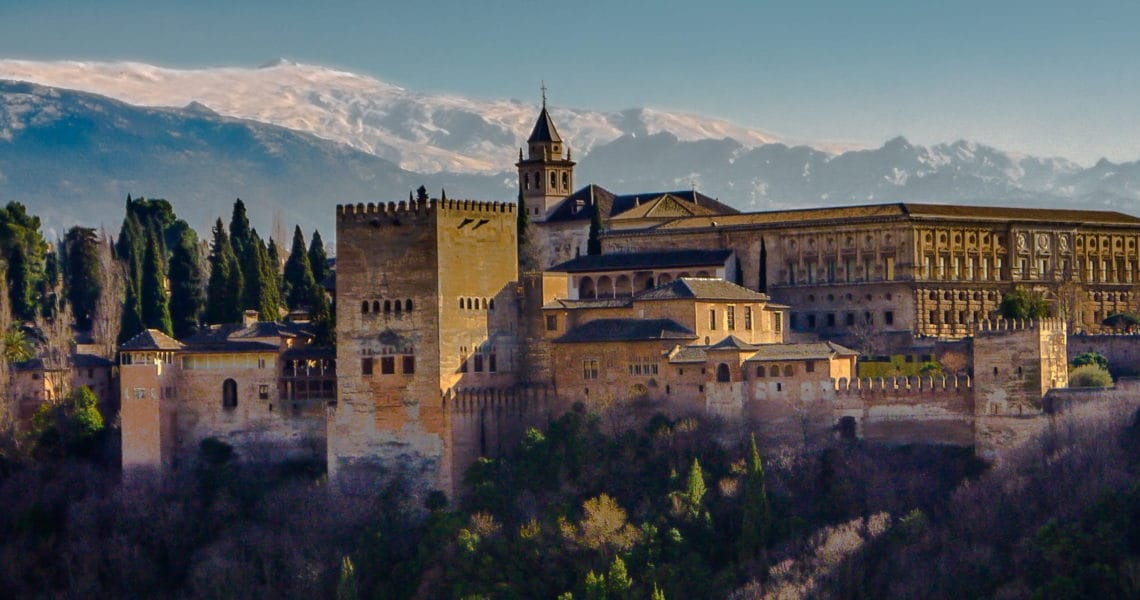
1,60,1139,238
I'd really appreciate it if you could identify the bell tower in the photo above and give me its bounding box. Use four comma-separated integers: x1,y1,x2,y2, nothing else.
516,87,575,222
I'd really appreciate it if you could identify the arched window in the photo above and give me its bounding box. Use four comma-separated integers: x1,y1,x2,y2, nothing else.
459,298,464,309
562,172,569,189
384,300,392,313
362,301,370,314
536,171,542,189
405,299,413,312
489,299,495,310
466,298,473,310
578,276,596,299
394,299,402,313
716,363,731,382
784,365,794,377
550,172,557,189
756,366,765,378
770,366,780,377
524,173,531,190
222,379,237,410
372,301,380,313
482,298,489,310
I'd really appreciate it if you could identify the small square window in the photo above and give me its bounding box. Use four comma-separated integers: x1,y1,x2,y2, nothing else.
545,315,557,331
258,384,270,399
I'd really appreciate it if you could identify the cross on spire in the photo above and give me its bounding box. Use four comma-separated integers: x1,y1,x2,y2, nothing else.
540,81,547,108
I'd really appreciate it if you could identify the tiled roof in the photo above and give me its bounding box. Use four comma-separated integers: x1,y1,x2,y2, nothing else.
119,329,184,351
554,318,696,343
636,277,770,302
667,345,708,363
610,193,722,220
708,335,759,351
651,202,1140,231
544,185,737,224
528,106,562,143
74,353,115,368
548,249,733,273
542,298,633,310
744,341,859,361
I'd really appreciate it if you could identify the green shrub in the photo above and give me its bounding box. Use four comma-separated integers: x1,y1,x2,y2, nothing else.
1069,364,1112,388
1071,351,1109,371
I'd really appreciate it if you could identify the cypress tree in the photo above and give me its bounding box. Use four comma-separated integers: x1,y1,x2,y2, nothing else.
0,202,49,321
739,434,772,563
683,457,708,521
415,185,429,203
168,222,205,338
605,555,633,599
308,229,329,287
62,226,102,331
240,230,280,321
284,226,317,310
228,198,252,263
734,256,744,286
587,205,603,256
140,232,173,335
205,219,242,324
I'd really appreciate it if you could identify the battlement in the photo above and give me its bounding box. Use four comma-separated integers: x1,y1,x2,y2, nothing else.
336,198,516,221
832,374,972,394
973,317,1066,335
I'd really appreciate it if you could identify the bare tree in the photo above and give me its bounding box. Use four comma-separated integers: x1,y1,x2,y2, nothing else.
91,232,126,359
1051,278,1085,333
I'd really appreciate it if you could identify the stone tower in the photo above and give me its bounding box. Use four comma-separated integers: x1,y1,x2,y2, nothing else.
329,197,520,498
516,95,575,222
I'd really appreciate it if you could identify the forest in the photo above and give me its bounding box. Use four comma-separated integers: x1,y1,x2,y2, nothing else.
4,393,1140,598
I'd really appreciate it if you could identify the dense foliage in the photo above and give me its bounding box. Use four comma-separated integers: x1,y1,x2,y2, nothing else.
1000,286,1050,320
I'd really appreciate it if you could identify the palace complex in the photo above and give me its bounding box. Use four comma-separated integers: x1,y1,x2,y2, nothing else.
117,101,1140,497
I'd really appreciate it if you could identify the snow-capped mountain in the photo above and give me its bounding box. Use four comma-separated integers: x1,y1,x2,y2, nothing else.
0,59,783,174
2,61,1140,238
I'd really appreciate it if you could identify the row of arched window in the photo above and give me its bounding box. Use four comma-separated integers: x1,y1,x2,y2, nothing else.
362,299,413,315
459,297,495,311
522,170,570,192
713,363,801,383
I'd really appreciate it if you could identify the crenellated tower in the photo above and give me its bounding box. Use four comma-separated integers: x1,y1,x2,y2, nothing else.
516,92,575,222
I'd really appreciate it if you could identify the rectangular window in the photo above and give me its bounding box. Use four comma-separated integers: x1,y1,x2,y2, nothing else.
361,358,374,376
488,353,497,373
474,354,484,372
826,313,836,327
583,359,599,380
807,261,816,283
258,358,266,369
953,256,961,279
744,306,753,330
258,384,269,400
884,311,894,325
727,306,736,330
774,312,783,333
885,256,895,280
938,256,946,280
845,313,855,326
924,256,932,279
981,257,990,280
380,356,395,375
788,261,796,284
996,258,1003,280
806,361,815,373
709,308,717,330
545,315,557,331
460,354,468,372
402,355,415,375
863,258,873,281
844,258,854,282
807,314,817,329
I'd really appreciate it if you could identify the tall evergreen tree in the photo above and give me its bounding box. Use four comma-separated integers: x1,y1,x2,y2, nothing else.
758,238,768,293
587,206,604,256
239,230,280,321
739,434,772,563
308,229,329,286
228,198,253,263
140,232,173,335
62,226,102,331
0,202,49,321
205,219,242,325
284,226,317,310
734,256,744,287
415,185,429,203
683,457,708,522
168,222,205,338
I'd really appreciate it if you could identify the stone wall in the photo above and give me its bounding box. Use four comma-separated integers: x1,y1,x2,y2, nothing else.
1069,334,1140,377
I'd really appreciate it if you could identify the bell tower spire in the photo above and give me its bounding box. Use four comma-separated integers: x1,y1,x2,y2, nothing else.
516,85,575,223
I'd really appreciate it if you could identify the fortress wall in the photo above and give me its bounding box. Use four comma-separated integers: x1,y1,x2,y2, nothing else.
1069,334,1140,376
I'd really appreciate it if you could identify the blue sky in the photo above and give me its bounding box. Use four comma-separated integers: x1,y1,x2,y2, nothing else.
1,0,1138,164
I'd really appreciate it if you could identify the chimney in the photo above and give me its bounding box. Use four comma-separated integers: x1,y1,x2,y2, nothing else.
242,310,259,327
